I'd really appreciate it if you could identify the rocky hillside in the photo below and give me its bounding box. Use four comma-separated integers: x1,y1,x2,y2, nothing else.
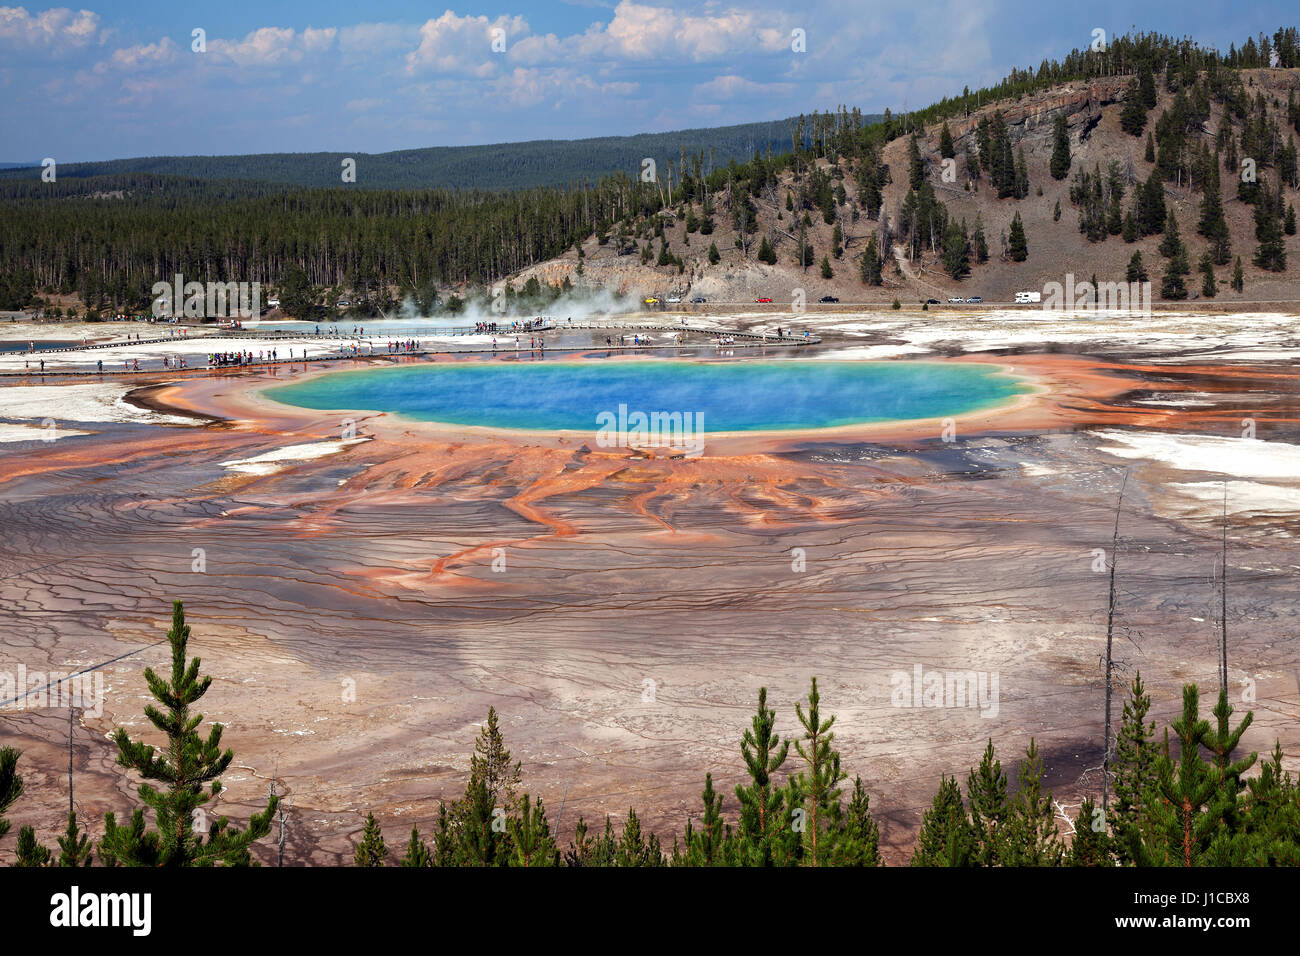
510,69,1300,308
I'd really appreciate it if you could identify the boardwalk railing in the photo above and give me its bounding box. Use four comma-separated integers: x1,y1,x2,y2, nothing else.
1,320,819,377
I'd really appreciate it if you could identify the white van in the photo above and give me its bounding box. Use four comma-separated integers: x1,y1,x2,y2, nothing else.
1014,291,1041,304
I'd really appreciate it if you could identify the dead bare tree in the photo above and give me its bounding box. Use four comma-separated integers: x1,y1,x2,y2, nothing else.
68,700,75,815
1102,468,1130,818
1220,480,1229,697
270,776,292,867
1053,799,1079,836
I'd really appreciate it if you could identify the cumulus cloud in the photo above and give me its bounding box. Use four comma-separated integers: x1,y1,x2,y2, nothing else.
404,12,528,77
206,25,339,67
513,1,793,65
0,5,101,52
0,0,1063,160
93,37,178,74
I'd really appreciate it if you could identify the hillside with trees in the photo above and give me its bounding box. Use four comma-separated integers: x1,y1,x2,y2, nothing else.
2,28,1298,316
0,117,837,192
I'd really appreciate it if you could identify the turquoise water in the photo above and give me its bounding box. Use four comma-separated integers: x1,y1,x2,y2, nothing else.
266,359,1028,432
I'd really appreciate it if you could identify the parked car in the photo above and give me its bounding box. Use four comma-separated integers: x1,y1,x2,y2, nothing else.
947,296,963,303
819,295,839,303
926,298,940,305
667,296,681,303
644,297,659,304
967,296,983,304
690,297,707,303
756,297,773,303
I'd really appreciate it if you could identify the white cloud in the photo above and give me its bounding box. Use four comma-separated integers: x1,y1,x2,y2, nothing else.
94,37,178,74
404,11,528,76
571,1,791,62
489,66,639,108
206,25,339,67
694,74,793,100
0,5,101,52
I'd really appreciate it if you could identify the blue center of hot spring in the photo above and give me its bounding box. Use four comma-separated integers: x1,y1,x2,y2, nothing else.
266,359,1028,432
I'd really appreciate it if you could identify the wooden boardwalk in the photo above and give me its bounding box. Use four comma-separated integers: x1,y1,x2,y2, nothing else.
0,321,820,379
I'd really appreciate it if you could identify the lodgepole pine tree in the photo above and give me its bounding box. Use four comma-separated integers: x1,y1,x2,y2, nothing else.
1067,797,1112,866
469,707,521,808
1199,160,1232,264
614,808,665,867
1202,688,1257,864
589,816,618,867
448,706,521,865
1111,672,1158,865
734,686,793,865
56,811,93,867
966,739,1009,865
908,135,925,190
791,677,847,866
15,825,51,866
943,219,971,279
1200,253,1217,297
0,746,21,845
1050,112,1072,180
432,802,456,866
456,771,504,866
507,794,558,867
1007,212,1028,261
1127,251,1149,283
684,773,727,866
564,816,592,867
1133,685,1236,866
1158,210,1182,258
399,825,432,867
100,601,277,866
939,122,955,160
972,217,989,263
354,812,387,866
1122,209,1138,243
860,234,883,285
911,775,973,866
829,776,882,867
1120,78,1148,135
1238,742,1300,865
1001,739,1063,866
1161,244,1190,299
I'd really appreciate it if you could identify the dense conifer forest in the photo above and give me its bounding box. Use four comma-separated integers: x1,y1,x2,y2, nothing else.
0,118,815,191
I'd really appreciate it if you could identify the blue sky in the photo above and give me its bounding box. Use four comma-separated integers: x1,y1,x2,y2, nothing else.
1,1,1293,161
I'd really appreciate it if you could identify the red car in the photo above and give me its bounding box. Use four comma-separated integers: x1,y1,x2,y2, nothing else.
756,297,773,303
